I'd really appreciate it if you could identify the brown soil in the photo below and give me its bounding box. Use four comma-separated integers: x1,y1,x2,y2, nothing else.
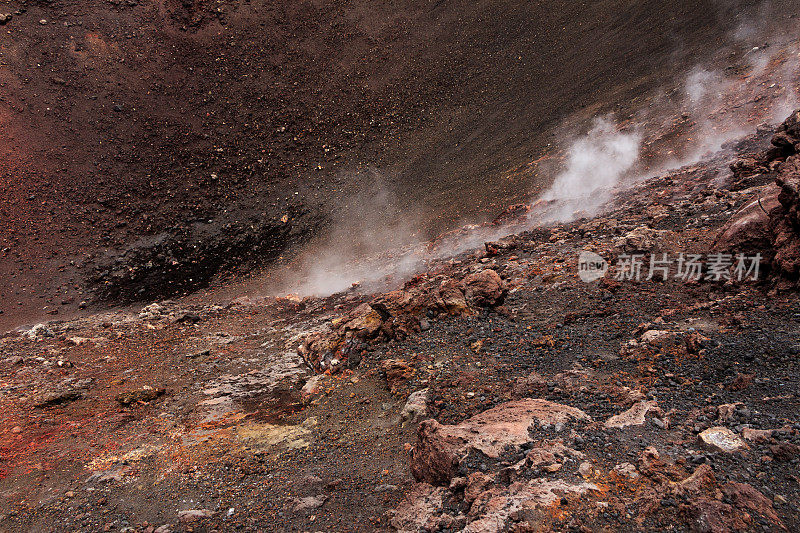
2,0,796,330
1,117,800,532
4,2,800,532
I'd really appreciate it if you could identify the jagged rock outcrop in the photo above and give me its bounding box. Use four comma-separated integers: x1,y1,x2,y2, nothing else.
410,399,591,485
770,152,800,280
719,109,800,285
297,269,507,372
393,403,784,533
714,187,779,254
391,399,596,532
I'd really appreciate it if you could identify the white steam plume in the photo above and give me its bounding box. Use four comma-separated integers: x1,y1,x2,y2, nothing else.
534,118,641,222
262,19,800,300
273,170,427,297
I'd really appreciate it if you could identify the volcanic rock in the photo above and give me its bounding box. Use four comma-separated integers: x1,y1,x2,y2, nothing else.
339,303,382,337
291,495,327,512
177,509,214,522
769,442,800,462
26,323,54,340
714,187,780,253
463,478,599,532
604,400,661,429
203,353,309,408
698,426,747,453
770,155,800,278
740,427,776,442
390,484,449,533
436,278,470,316
401,388,429,425
614,225,673,251
462,269,506,307
381,359,415,393
300,375,325,404
115,386,166,406
33,388,84,408
613,462,639,479
771,109,800,150
671,464,786,532
410,399,590,484
640,329,679,348
33,379,93,407
297,269,510,371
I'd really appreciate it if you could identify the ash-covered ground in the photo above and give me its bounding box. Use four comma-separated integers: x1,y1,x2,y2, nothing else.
3,84,800,533
5,1,800,533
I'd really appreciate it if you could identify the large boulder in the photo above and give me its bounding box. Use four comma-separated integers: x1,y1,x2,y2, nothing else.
770,154,800,279
714,186,779,253
436,278,470,315
410,399,590,484
462,269,506,307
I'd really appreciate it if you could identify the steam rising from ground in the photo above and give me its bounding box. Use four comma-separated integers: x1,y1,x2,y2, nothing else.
269,18,800,299
534,119,641,222
649,10,800,169
274,171,427,296
535,22,800,227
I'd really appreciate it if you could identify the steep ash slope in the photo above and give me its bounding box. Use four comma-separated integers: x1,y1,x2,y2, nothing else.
3,110,800,532
1,0,794,328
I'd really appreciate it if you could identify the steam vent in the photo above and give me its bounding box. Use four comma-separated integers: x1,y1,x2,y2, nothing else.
3,1,800,531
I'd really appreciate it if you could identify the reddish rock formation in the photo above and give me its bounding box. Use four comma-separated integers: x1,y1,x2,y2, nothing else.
674,465,786,532
714,187,779,254
381,359,416,393
297,269,507,372
721,109,800,286
410,399,590,485
770,152,800,280
462,269,506,307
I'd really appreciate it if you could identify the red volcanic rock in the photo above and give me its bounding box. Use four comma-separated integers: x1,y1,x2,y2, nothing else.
715,109,800,285
720,482,785,531
389,484,450,533
770,154,800,279
737,109,800,284
410,420,462,485
370,288,428,339
410,399,590,485
671,464,786,532
436,278,470,316
730,155,768,181
462,269,506,307
714,186,779,253
298,269,510,372
380,359,415,393
771,109,800,151
769,442,800,462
